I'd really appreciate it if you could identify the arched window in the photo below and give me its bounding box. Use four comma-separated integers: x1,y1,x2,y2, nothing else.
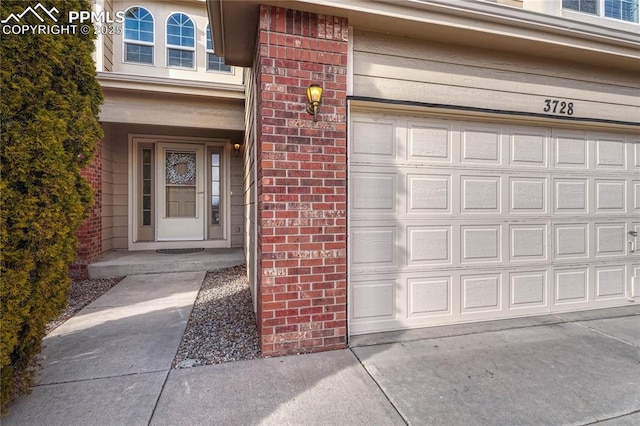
206,24,231,72
166,13,195,68
124,6,154,64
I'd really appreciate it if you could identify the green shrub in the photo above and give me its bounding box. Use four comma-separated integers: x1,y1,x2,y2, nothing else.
0,0,103,411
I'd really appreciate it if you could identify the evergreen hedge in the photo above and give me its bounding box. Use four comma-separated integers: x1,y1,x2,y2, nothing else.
0,0,103,411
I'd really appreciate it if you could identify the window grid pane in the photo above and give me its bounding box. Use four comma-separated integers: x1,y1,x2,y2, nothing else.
564,0,638,21
207,53,232,72
206,25,213,50
605,0,639,21
563,0,598,14
124,7,154,43
126,44,153,64
167,13,195,69
167,13,195,48
168,48,194,68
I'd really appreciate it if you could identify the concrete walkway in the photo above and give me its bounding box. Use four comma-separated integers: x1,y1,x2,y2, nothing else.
4,271,639,425
4,272,205,425
87,248,245,278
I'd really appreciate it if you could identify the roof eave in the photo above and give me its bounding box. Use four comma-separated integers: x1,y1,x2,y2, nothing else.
207,0,259,67
207,0,640,70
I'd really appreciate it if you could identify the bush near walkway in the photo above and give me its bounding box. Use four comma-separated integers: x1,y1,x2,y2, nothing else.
0,0,103,412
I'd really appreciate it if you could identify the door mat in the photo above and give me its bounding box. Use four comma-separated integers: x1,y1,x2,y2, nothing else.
156,248,205,254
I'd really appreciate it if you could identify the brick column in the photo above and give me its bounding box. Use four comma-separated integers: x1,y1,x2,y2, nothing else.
69,138,103,279
255,6,348,356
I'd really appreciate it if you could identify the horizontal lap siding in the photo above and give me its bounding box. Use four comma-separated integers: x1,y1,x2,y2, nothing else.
352,30,640,124
244,68,258,308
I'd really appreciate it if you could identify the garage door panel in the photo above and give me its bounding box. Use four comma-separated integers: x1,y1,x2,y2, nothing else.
595,138,627,170
408,174,451,213
631,181,640,211
407,121,453,162
461,176,502,213
461,225,502,263
595,179,626,213
595,223,627,257
509,177,547,213
351,219,631,273
553,178,589,213
406,169,458,216
595,265,627,300
351,280,397,321
553,133,589,169
509,130,549,168
351,172,397,212
408,226,452,266
460,126,503,165
349,112,637,335
554,223,589,260
408,277,452,317
633,223,640,257
554,268,589,305
351,118,397,159
510,271,548,309
350,227,397,271
461,273,502,313
510,224,548,262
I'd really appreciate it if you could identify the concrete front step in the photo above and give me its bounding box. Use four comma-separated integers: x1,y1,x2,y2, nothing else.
88,248,245,278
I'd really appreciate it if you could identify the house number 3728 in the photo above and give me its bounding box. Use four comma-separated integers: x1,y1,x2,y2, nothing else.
543,99,574,115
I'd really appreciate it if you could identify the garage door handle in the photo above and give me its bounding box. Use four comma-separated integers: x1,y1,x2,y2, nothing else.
630,241,636,253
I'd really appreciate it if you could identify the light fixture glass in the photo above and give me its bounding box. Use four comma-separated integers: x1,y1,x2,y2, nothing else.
306,84,323,122
234,143,241,157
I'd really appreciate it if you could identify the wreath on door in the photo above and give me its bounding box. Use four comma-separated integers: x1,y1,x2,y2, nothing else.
166,152,196,185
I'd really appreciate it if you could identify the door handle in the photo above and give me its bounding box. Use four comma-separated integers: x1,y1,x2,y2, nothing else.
630,241,636,253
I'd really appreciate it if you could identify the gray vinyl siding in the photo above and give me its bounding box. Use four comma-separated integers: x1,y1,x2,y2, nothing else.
243,67,258,309
352,29,639,124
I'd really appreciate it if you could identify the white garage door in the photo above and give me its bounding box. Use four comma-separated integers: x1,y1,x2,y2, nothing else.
349,112,640,335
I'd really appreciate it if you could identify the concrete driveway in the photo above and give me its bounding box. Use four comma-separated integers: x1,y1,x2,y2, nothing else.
4,269,639,425
351,310,640,425
152,307,640,426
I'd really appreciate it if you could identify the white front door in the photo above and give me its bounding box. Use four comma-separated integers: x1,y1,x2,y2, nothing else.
157,143,205,241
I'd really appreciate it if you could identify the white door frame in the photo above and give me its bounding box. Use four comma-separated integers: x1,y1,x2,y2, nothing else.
128,134,232,250
156,143,205,241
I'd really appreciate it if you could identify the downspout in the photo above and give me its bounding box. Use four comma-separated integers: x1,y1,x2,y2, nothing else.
206,0,225,58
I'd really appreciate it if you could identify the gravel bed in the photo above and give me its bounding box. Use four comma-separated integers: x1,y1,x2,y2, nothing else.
45,266,259,367
46,277,123,334
173,264,261,368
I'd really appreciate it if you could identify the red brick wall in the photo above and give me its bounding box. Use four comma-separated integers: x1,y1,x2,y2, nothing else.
69,138,103,279
255,6,348,356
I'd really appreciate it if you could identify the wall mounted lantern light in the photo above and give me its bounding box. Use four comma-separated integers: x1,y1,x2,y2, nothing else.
234,143,241,157
306,84,323,122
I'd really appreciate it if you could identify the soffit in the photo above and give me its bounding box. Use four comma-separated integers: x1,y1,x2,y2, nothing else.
208,0,640,71
98,72,245,100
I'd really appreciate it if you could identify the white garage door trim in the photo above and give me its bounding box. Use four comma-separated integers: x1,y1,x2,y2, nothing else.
348,110,639,335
